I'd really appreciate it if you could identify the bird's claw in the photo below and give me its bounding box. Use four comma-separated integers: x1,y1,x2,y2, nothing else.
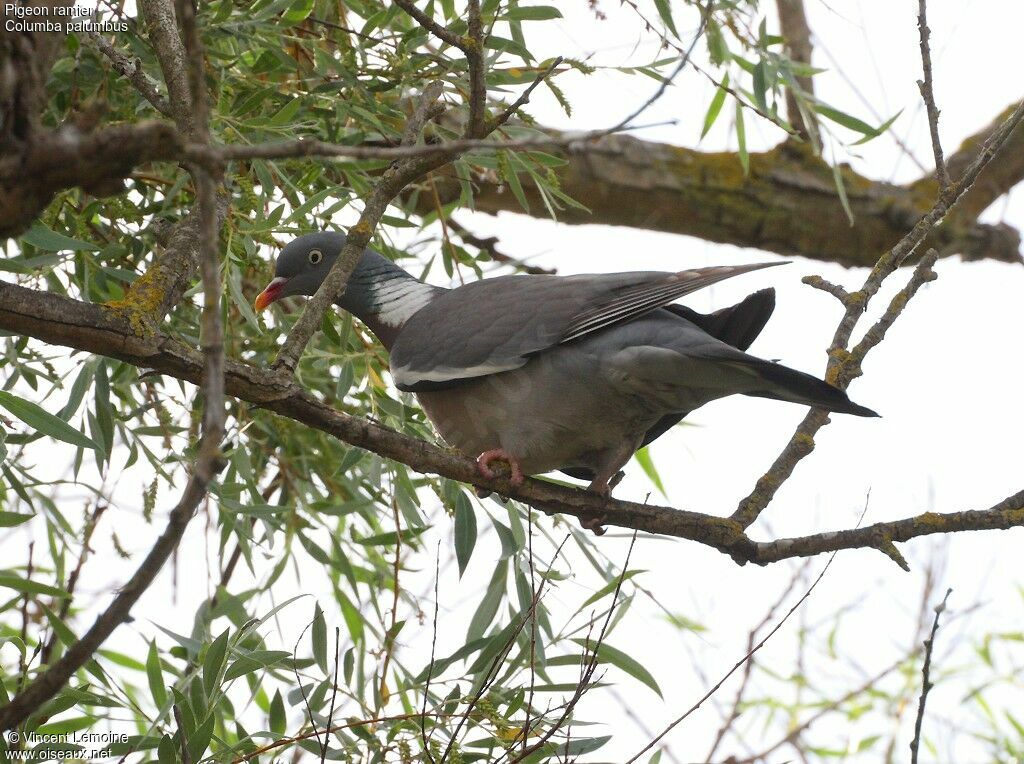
476,449,525,488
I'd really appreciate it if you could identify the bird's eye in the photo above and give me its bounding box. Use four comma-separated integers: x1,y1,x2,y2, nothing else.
308,249,323,264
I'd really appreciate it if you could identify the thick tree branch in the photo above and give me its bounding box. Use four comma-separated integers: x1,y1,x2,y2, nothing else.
1,281,1022,571
137,0,194,134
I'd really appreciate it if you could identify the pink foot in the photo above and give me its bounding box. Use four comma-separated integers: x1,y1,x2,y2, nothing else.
476,448,525,488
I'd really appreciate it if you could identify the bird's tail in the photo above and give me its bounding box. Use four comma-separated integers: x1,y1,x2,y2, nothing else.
741,358,879,417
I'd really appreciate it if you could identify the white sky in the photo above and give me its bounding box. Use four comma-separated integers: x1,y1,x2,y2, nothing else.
3,1,1024,762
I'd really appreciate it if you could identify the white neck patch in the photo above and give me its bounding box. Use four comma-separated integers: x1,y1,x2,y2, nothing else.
368,278,439,328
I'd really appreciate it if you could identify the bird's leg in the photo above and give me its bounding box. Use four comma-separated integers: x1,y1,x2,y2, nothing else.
475,448,525,488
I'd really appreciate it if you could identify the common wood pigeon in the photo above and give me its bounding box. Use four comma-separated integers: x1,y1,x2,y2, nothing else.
256,232,876,494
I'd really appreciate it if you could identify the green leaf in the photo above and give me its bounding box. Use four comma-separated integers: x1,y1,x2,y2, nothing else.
147,642,168,710
633,447,667,498
569,639,662,697
202,630,230,695
467,560,508,641
20,225,99,252
223,650,291,681
269,689,286,735
752,60,768,113
312,604,328,673
0,391,99,451
0,572,69,599
338,590,364,644
735,102,749,176
0,511,33,527
503,5,561,21
830,155,855,226
701,73,729,139
281,0,314,24
578,570,645,610
453,492,477,577
652,0,678,37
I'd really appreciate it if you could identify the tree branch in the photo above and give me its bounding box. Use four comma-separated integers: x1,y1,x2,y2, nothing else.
137,0,194,134
909,587,952,764
85,31,171,117
916,0,950,192
1,281,1022,570
731,96,1024,532
775,0,817,141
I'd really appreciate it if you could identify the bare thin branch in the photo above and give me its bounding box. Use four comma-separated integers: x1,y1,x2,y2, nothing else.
910,587,953,764
916,0,950,191
627,551,838,763
731,95,1024,531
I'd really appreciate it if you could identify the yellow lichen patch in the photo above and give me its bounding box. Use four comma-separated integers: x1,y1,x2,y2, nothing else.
793,432,816,451
103,263,172,337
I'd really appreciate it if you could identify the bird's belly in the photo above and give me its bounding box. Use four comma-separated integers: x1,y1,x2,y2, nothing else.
415,351,659,476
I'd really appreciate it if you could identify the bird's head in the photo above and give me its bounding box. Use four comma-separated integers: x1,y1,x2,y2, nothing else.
253,231,345,311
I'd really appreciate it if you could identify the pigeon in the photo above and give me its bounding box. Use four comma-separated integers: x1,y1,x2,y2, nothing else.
256,232,876,495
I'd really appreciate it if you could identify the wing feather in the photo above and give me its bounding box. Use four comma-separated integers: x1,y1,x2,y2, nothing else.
390,262,785,391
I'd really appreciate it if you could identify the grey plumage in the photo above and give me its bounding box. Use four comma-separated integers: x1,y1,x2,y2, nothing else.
257,232,877,492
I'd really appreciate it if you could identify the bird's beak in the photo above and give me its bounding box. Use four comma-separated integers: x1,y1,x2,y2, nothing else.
254,276,289,311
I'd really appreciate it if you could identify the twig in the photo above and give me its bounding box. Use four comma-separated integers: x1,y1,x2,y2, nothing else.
39,504,108,667
85,32,172,116
731,94,1024,531
0,464,223,731
507,532,638,763
420,544,441,764
443,535,572,762
626,551,839,763
910,587,953,763
703,559,813,761
320,627,341,764
916,0,950,192
447,218,555,275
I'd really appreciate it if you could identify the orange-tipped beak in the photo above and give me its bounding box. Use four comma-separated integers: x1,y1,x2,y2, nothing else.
254,276,288,311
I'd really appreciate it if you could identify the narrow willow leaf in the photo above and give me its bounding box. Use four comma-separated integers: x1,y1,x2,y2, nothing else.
830,156,855,226
633,447,667,498
202,630,230,695
653,0,678,37
0,573,69,599
503,5,561,21
0,391,99,451
701,73,730,139
20,225,99,252
0,511,33,527
454,492,477,577
312,604,328,673
569,639,663,696
735,102,749,176
467,559,508,641
269,689,286,735
147,642,167,709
